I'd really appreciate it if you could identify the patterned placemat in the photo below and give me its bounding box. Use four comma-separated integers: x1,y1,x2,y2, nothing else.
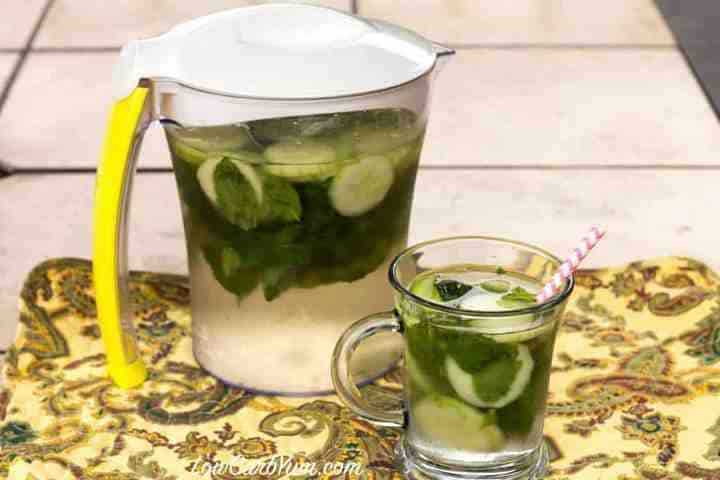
1,257,720,479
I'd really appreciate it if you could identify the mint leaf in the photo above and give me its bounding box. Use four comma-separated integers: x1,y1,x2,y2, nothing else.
435,279,473,301
261,174,302,224
203,244,259,299
262,266,297,301
472,356,521,403
497,286,536,309
214,158,263,230
221,247,243,277
444,332,516,373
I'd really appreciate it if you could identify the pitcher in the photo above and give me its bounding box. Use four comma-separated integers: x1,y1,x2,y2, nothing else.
93,3,453,395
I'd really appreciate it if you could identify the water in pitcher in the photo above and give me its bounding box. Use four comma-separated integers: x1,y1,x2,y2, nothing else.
165,109,424,394
399,266,558,466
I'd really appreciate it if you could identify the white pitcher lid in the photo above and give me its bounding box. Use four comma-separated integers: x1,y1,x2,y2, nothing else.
113,3,446,100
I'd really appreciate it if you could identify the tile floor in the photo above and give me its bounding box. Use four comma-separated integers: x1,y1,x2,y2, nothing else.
1,1,719,378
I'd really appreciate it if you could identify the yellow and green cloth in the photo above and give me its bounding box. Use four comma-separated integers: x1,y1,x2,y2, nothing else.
2,257,720,479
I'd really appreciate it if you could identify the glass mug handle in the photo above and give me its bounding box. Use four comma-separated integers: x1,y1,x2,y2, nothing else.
331,311,405,427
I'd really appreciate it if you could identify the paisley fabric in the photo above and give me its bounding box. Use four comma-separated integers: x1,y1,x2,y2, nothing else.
2,257,720,479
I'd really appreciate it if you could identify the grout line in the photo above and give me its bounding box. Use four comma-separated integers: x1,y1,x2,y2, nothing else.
350,0,358,14
7,164,720,176
30,46,122,53
0,48,23,54
16,45,680,54
445,43,677,50
10,167,173,174
0,160,13,177
0,0,55,117
419,164,720,170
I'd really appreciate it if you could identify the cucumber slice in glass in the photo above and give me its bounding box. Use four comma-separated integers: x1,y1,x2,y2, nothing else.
250,115,347,144
263,138,338,182
446,345,534,409
215,150,265,165
413,395,505,452
480,279,511,294
491,321,555,344
409,274,441,302
329,155,394,217
197,157,263,206
405,350,434,392
169,138,208,166
384,138,423,172
340,122,423,157
174,124,256,152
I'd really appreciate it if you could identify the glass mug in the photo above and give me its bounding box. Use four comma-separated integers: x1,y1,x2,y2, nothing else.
332,237,574,480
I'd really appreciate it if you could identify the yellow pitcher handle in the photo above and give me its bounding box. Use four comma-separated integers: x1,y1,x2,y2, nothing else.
93,86,150,389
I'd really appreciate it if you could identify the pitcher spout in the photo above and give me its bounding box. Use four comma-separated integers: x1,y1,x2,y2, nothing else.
432,42,455,73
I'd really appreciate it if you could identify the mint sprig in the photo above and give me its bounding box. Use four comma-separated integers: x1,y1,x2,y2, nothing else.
435,279,473,302
214,158,263,230
497,286,537,309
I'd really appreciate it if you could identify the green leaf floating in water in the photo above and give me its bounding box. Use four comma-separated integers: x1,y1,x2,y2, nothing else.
261,174,302,224
480,279,511,293
497,286,537,309
443,330,516,373
262,266,298,301
221,247,243,278
214,158,264,230
204,244,260,299
435,279,473,302
471,355,521,403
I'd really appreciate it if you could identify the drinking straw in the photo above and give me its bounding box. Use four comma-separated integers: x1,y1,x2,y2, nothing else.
536,227,606,303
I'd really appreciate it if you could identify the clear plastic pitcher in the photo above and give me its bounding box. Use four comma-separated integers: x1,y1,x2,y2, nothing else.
93,4,453,395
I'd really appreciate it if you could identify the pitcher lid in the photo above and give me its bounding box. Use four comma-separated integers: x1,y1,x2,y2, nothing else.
113,3,447,100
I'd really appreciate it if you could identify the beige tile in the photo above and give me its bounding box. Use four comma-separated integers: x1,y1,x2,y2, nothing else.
1,169,718,348
359,0,674,45
6,49,720,170
0,173,185,348
410,169,719,269
423,49,720,166
0,0,46,48
0,53,171,169
35,0,352,48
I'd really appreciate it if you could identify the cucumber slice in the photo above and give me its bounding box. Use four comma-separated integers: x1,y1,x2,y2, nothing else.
405,350,434,392
340,123,423,157
409,274,441,302
215,150,265,165
384,137,423,172
264,163,339,183
264,138,338,182
174,124,255,152
250,115,347,144
480,280,511,294
413,395,505,452
197,157,263,206
329,155,394,217
490,321,555,344
461,295,541,343
169,137,208,166
446,345,534,409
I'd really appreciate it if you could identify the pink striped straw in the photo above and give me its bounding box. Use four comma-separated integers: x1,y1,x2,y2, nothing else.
536,227,606,303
